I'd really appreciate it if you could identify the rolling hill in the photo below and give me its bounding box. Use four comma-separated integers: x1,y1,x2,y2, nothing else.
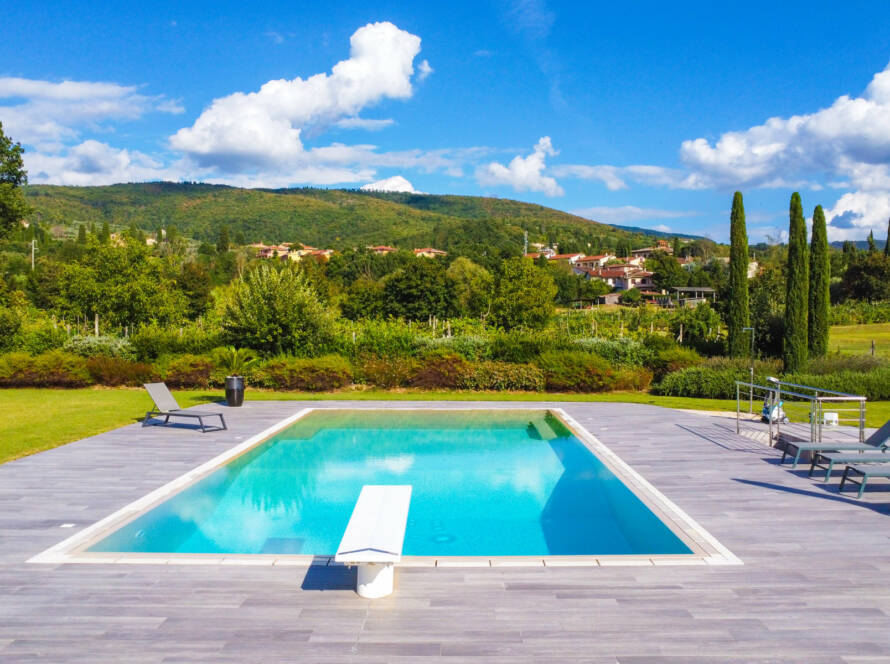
23,182,687,254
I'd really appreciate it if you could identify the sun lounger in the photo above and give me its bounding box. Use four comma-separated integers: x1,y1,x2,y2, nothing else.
840,463,890,498
335,485,412,598
781,420,890,467
809,450,890,482
142,382,227,433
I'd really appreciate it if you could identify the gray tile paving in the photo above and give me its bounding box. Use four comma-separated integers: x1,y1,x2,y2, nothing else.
1,399,889,662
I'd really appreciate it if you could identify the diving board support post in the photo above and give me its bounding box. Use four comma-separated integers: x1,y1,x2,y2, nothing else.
335,485,412,599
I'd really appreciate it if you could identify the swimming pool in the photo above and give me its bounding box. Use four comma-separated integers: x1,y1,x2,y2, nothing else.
84,409,695,558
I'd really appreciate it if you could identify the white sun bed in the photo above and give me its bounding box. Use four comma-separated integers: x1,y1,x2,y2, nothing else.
335,485,412,598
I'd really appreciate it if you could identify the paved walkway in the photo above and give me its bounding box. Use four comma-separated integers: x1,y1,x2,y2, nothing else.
1,400,889,663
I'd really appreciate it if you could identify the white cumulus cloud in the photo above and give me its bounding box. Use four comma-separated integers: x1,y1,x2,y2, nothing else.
169,21,424,170
360,175,421,193
572,205,699,224
0,76,182,149
476,136,563,196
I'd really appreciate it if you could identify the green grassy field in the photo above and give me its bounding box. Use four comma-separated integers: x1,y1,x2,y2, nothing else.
4,387,890,466
830,323,890,357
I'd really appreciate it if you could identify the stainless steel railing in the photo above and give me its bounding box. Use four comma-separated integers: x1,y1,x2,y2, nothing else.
735,378,866,446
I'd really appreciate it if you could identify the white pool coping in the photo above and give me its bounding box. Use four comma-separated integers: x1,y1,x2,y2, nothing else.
29,406,741,568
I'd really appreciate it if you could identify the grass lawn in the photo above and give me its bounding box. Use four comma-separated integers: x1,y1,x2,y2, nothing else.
829,322,890,357
3,387,889,465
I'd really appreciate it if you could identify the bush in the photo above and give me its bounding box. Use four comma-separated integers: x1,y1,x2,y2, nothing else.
336,319,421,359
0,307,21,351
256,355,353,391
489,331,554,363
572,337,654,366
130,323,223,361
782,368,890,401
355,356,419,388
829,301,890,325
415,335,491,361
408,349,468,389
536,350,652,392
804,354,888,375
648,347,702,381
86,356,158,387
64,335,136,360
458,361,545,391
0,351,92,387
16,321,68,354
163,354,214,388
652,366,743,399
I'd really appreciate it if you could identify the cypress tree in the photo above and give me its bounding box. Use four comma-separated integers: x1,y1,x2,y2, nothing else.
867,230,876,253
727,192,750,357
783,192,809,372
76,224,86,244
808,205,830,358
884,217,890,257
217,226,230,253
99,222,111,244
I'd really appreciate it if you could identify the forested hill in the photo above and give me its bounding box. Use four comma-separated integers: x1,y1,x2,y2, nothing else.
24,182,670,255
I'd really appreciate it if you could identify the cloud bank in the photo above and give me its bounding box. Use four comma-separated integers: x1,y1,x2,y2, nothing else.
476,136,563,196
360,175,421,193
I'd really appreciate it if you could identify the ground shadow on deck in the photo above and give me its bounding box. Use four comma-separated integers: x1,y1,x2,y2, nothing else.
732,478,889,514
300,560,356,591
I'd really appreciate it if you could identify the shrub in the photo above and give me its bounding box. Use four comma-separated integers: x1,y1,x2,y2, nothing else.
804,354,888,375
782,368,890,401
572,337,654,366
257,355,353,391
16,322,68,354
0,351,92,387
86,356,158,387
648,346,702,381
336,319,421,359
0,307,21,351
415,335,491,361
536,350,652,392
652,366,742,399
64,335,136,360
829,301,890,325
355,356,419,388
163,354,214,388
458,361,545,391
130,322,223,360
408,349,467,389
489,331,553,363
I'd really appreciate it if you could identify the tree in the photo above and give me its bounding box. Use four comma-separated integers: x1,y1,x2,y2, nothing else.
618,287,642,306
490,257,557,329
222,264,335,355
808,205,830,357
98,222,111,244
381,259,456,321
842,252,890,302
672,236,682,256
867,230,877,253
783,192,809,372
615,239,631,259
217,226,230,253
176,262,212,319
446,257,493,318
340,278,385,320
0,122,33,239
77,224,87,244
727,192,750,357
645,251,687,291
885,218,890,257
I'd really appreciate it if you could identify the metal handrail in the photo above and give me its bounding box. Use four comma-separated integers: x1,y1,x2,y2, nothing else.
736,379,866,445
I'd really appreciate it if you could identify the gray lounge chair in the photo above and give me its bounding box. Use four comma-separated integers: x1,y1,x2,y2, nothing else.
809,450,890,482
142,382,227,433
840,463,890,498
781,420,890,467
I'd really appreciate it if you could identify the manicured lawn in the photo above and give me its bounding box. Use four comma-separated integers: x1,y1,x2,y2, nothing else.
3,387,889,465
829,322,890,357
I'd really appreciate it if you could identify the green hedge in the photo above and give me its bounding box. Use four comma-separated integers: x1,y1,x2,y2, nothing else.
0,351,92,387
86,356,158,387
536,350,653,392
458,361,545,391
256,355,353,391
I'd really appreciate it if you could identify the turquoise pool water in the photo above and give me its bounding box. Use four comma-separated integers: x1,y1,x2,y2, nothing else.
88,410,692,556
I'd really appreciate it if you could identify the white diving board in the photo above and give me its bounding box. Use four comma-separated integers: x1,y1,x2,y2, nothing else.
335,485,412,598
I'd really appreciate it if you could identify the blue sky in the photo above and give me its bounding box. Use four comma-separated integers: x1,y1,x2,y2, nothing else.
2,0,890,242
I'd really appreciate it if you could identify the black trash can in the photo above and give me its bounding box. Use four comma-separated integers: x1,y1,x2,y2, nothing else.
225,375,245,407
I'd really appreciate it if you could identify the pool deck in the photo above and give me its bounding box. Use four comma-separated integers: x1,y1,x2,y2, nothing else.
2,400,890,663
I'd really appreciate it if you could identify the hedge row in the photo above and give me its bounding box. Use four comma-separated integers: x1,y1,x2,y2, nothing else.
0,349,645,393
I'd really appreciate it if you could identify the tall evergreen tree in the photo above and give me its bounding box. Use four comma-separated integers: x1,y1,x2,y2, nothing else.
783,192,809,372
867,230,877,252
884,217,890,257
99,222,111,244
671,236,682,256
76,224,86,244
727,192,750,357
808,205,830,358
217,226,230,253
